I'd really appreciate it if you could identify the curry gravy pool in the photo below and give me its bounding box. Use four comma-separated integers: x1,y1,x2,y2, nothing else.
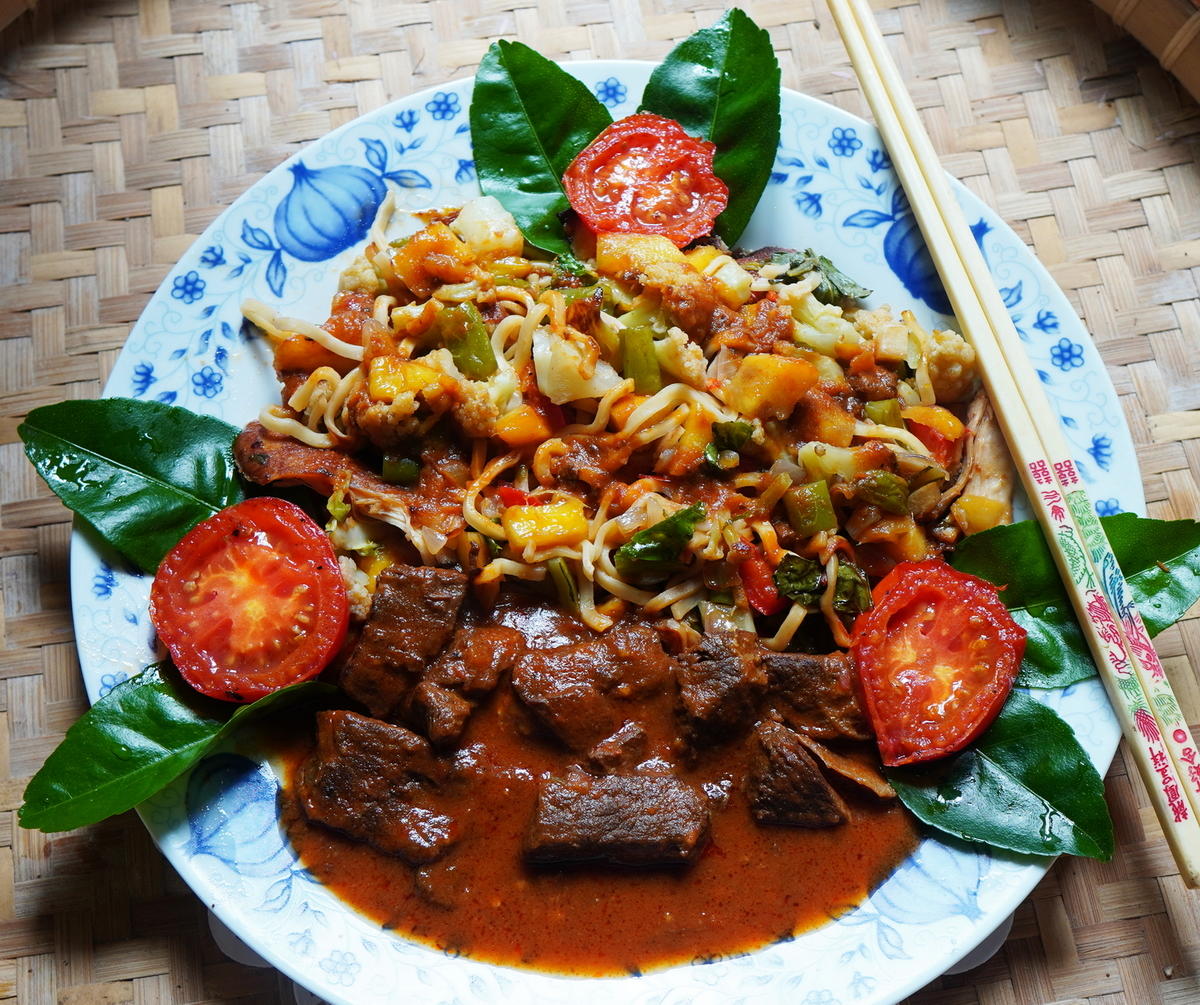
277,592,917,976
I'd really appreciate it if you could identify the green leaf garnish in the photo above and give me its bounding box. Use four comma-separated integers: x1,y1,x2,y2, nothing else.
766,249,873,304
639,8,781,244
19,398,244,572
19,664,335,833
888,691,1114,860
470,41,611,260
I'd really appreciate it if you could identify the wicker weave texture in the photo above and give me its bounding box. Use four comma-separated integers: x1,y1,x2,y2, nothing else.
0,0,1198,1002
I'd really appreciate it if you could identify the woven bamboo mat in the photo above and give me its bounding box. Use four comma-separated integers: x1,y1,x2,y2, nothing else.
0,0,1198,1001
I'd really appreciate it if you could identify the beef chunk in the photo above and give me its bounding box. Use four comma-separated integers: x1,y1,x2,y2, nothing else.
764,650,869,741
511,623,676,752
525,772,709,867
341,564,468,717
748,719,847,828
426,624,525,697
677,630,767,745
410,682,473,749
588,721,648,773
297,711,458,863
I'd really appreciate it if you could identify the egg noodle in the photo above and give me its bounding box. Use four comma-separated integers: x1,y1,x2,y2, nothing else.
243,194,1009,651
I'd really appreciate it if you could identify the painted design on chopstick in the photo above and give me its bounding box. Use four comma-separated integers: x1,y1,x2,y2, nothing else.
1061,460,1200,818
1028,458,1194,823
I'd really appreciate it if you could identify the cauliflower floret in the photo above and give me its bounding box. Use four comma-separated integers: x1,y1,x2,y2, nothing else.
532,329,623,405
350,389,423,449
655,326,707,389
775,281,864,357
338,253,384,295
422,347,520,438
926,328,979,403
450,196,524,259
339,555,373,621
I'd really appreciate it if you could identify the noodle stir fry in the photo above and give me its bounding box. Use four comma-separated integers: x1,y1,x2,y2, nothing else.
244,193,1012,650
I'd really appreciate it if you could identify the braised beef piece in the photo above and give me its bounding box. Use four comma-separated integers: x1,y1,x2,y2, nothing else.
297,710,459,863
763,650,870,742
677,630,767,746
340,564,467,718
425,624,525,697
525,771,710,867
511,623,676,752
410,682,473,750
588,721,648,773
747,719,848,828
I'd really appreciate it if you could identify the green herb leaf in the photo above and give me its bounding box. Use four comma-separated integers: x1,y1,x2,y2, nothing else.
774,554,872,615
774,553,824,607
19,664,335,833
704,419,754,472
19,398,244,572
951,514,1200,688
833,561,872,615
638,8,781,245
766,249,873,304
470,41,611,261
613,503,704,584
887,690,1114,860
712,419,753,451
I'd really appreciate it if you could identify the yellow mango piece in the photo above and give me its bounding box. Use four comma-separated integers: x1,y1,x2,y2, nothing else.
952,494,1010,536
494,404,553,447
723,354,819,420
595,233,687,278
368,357,453,402
685,245,723,271
502,498,588,550
902,404,965,439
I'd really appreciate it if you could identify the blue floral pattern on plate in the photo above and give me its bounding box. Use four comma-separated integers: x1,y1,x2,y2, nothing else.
68,60,1138,1005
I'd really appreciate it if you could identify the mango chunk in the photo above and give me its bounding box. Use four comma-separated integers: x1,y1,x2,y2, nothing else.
723,354,819,420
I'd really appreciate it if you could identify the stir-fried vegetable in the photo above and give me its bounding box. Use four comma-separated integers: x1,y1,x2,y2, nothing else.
613,503,705,584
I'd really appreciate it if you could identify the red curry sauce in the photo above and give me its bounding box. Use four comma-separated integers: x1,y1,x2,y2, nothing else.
279,597,917,976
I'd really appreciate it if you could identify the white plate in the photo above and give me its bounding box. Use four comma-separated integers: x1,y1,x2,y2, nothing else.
69,62,1137,1005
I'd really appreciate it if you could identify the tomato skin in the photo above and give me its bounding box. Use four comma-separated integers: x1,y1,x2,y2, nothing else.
150,498,349,703
739,547,787,616
850,559,1025,767
563,113,729,248
496,485,549,507
908,421,960,470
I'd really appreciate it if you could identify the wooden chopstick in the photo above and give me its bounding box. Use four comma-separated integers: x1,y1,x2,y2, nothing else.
827,0,1200,886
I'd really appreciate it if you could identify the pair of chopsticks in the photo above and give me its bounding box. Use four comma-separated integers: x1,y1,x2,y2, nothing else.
828,0,1200,886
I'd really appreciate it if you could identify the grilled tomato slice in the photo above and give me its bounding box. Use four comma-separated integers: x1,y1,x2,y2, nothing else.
563,113,728,247
850,559,1025,767
150,497,348,702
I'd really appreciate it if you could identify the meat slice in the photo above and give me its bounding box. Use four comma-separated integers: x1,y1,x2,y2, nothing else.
797,734,895,800
297,710,458,863
525,772,710,867
748,719,848,828
511,623,676,752
341,564,468,718
425,625,525,697
676,630,767,745
234,421,466,540
588,721,648,773
410,682,473,749
763,650,869,741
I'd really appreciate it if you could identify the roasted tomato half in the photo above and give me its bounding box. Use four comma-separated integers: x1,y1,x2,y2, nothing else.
150,497,349,703
850,559,1025,767
563,113,729,247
